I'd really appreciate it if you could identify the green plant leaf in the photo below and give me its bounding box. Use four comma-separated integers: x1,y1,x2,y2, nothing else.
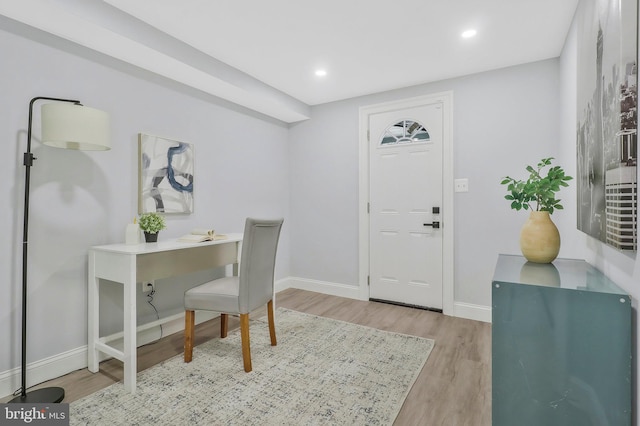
501,157,572,214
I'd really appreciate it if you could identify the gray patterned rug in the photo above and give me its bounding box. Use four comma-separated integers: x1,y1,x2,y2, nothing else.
71,308,434,425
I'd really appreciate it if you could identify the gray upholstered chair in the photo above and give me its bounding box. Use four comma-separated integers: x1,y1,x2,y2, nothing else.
183,217,283,372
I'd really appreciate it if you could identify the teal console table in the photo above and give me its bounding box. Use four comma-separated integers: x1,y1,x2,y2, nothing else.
492,254,632,426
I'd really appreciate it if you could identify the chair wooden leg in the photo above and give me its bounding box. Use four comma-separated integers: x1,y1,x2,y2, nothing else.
267,300,277,346
240,313,252,372
220,313,228,338
184,310,195,363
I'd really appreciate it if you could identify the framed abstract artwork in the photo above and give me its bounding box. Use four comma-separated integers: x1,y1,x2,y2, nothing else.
138,133,194,214
576,0,638,251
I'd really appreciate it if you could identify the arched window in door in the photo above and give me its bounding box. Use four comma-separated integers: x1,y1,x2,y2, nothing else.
380,120,430,146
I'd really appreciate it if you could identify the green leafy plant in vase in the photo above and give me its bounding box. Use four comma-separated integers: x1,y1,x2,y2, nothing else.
138,212,166,243
500,157,573,263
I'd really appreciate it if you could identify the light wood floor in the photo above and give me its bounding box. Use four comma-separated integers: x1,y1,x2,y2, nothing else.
3,289,492,425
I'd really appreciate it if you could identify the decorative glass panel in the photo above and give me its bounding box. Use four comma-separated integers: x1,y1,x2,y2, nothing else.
380,120,430,145
492,255,631,425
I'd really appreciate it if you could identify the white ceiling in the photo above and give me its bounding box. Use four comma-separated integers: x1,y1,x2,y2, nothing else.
1,0,578,122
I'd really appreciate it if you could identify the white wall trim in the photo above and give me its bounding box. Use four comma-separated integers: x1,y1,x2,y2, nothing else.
0,346,86,401
358,92,455,314
0,311,216,400
274,277,293,293
276,277,364,300
453,302,492,323
0,278,355,399
1,278,490,399
280,276,491,322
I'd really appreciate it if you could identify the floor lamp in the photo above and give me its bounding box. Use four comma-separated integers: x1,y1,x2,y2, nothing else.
10,97,111,403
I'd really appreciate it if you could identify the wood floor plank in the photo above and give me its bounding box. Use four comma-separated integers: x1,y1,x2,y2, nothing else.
2,289,492,425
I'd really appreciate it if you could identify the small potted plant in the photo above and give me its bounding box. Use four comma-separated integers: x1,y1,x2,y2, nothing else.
138,212,166,243
500,157,573,263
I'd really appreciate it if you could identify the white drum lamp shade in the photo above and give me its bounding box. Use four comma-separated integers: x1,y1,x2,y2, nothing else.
41,103,111,151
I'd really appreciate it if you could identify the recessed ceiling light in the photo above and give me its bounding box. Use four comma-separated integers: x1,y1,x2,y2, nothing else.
461,29,477,39
315,69,327,77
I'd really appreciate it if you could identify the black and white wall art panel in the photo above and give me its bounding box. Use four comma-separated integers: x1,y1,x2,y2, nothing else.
577,0,638,251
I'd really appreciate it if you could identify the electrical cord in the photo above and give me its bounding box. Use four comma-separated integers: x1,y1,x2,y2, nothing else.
143,287,163,345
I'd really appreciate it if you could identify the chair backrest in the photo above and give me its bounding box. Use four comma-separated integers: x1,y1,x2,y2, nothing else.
238,217,284,313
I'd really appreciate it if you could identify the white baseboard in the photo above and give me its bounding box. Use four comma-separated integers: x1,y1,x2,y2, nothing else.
2,277,491,399
0,311,217,400
278,277,492,323
277,277,364,300
0,346,88,401
453,301,492,323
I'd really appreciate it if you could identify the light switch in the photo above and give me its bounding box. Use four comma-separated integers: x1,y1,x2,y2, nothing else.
454,178,469,192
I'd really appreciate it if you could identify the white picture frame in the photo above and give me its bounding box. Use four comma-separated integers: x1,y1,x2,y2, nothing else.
138,133,194,214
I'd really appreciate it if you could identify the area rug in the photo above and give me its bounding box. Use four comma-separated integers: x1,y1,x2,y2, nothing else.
70,308,434,425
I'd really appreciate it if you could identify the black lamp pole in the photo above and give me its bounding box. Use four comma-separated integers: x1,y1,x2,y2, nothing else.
10,97,80,404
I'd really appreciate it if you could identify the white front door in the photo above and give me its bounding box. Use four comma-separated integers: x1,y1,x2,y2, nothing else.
368,102,444,310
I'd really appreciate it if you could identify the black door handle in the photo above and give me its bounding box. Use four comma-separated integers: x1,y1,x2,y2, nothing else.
423,221,440,229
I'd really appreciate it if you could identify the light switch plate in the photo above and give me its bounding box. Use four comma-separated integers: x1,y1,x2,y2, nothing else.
454,178,469,192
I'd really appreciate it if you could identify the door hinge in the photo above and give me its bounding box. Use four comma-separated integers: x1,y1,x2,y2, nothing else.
367,202,370,213
367,276,370,286
367,130,370,141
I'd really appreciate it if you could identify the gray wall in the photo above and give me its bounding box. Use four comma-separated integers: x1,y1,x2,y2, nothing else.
7,4,637,411
0,26,291,374
289,59,563,307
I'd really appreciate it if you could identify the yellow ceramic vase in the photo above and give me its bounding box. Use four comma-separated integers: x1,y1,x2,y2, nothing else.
519,211,560,263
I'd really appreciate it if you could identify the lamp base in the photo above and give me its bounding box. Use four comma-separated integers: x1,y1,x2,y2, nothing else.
8,387,65,403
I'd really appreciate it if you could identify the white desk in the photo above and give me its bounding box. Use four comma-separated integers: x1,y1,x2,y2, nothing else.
87,234,242,392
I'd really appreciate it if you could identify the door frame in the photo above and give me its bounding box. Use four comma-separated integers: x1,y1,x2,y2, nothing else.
358,92,454,315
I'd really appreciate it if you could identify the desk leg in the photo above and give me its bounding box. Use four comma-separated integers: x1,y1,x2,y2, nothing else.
123,256,137,392
87,251,100,373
